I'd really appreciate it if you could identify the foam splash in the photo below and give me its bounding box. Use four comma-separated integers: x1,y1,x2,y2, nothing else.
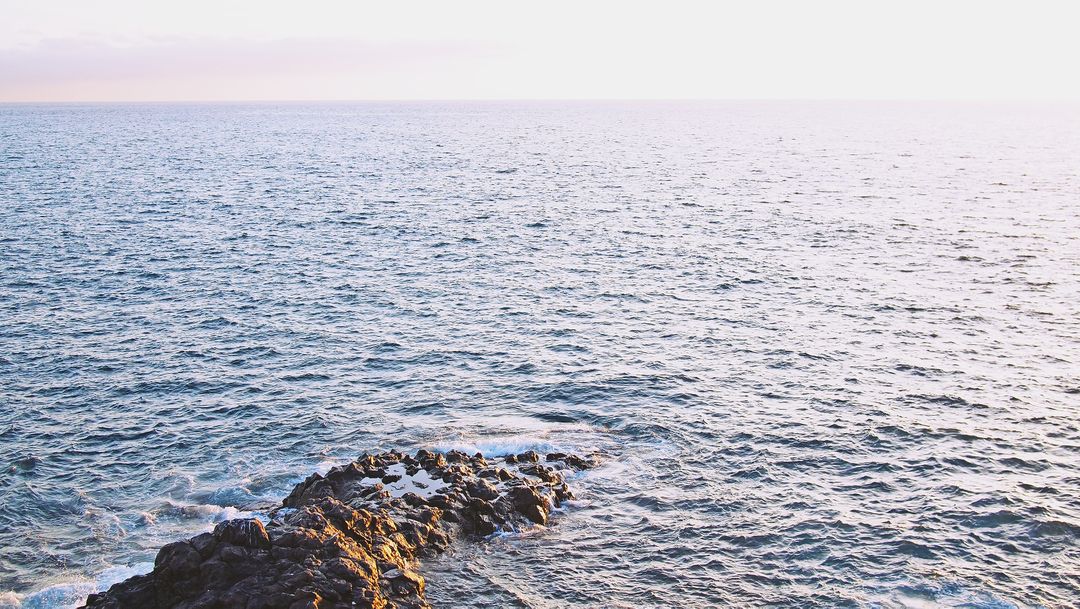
314,459,345,476
169,503,254,523
358,463,450,499
1,563,153,609
431,436,564,458
868,581,1044,609
2,502,265,609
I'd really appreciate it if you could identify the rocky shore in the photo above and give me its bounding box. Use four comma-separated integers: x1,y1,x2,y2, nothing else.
80,449,592,609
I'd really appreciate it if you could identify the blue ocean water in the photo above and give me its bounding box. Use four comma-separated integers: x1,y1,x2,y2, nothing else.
0,101,1078,609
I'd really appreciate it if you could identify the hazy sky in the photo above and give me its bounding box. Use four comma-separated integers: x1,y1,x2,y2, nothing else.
2,0,1079,101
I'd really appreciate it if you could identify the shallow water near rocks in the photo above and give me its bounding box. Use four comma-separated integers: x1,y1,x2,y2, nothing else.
1,101,1078,608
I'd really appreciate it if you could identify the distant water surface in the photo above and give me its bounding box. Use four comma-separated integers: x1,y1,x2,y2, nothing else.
0,101,1078,608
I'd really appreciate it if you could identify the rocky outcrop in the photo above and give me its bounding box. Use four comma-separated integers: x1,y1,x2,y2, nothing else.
81,449,592,609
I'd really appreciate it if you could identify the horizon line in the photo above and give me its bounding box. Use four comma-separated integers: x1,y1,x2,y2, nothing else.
4,97,1080,105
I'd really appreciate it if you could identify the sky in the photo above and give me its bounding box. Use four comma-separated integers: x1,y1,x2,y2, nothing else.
1,0,1079,102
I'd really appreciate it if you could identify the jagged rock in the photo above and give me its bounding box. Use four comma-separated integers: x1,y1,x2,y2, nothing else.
81,449,592,609
546,452,591,469
214,517,272,548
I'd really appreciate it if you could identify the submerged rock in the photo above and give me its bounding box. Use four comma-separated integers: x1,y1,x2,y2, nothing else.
81,450,590,609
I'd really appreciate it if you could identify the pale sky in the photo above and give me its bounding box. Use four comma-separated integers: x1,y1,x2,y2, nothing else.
1,0,1079,101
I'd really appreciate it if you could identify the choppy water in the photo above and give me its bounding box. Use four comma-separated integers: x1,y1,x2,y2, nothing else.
1,101,1078,609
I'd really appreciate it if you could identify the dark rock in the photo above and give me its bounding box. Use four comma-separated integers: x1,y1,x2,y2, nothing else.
546,452,591,469
155,541,201,578
464,478,499,501
444,450,469,464
189,532,216,558
214,518,272,549
519,463,559,483
516,451,540,463
507,486,548,525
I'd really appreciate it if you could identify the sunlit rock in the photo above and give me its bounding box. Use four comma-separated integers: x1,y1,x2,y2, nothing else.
80,450,591,609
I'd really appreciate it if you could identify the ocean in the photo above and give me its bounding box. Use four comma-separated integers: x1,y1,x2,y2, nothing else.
0,101,1077,608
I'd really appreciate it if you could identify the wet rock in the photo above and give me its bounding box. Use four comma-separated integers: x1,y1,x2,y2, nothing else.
519,463,559,483
507,486,549,525
546,452,591,469
516,450,541,463
81,449,592,609
154,541,200,579
214,517,272,549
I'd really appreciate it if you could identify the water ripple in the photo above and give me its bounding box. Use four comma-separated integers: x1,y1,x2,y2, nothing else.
0,101,1078,608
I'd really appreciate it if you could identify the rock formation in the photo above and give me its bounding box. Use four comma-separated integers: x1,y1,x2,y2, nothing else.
81,449,591,609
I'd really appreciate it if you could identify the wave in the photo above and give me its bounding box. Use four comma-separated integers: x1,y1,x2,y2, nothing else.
431,436,565,457
1,563,153,609
868,580,1041,609
1,501,265,609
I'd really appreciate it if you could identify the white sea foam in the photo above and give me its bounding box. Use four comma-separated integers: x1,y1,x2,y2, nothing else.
3,499,268,609
204,486,259,507
426,413,603,460
169,503,255,524
314,459,342,476
869,581,1040,609
430,436,562,458
360,463,449,499
1,562,154,609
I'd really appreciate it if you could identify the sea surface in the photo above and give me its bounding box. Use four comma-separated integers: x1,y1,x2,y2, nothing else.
0,101,1078,609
